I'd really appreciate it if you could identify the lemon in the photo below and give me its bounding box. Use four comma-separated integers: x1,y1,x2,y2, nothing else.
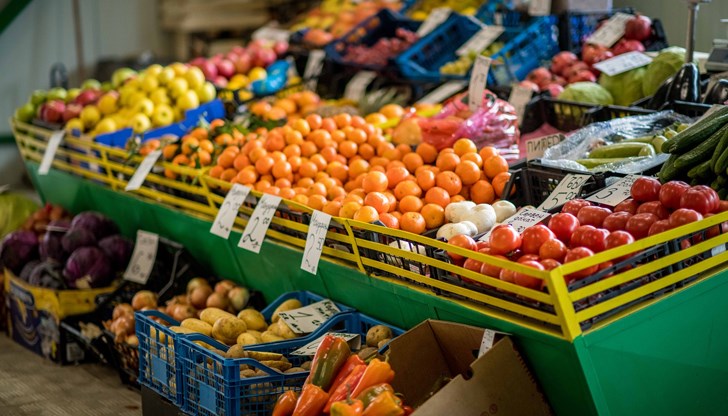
80,105,101,129
94,117,117,135
248,67,267,82
185,67,206,89
97,93,119,115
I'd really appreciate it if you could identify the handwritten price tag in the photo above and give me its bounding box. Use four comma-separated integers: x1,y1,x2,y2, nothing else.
586,12,633,47
537,174,591,211
478,329,497,357
301,211,332,275
210,184,251,239
303,49,326,91
457,26,504,56
479,208,551,241
528,0,551,16
344,71,376,101
508,85,534,124
592,51,652,76
39,131,65,175
417,81,467,104
586,175,640,206
468,56,491,112
417,7,451,37
123,230,159,284
238,194,281,253
291,333,360,356
125,150,162,192
278,299,341,334
526,133,565,160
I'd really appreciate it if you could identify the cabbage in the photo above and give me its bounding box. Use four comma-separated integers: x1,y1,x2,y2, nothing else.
61,227,96,253
643,47,686,97
599,67,646,106
0,230,38,274
69,211,119,239
28,261,67,289
40,230,68,263
63,246,113,289
558,82,614,106
98,235,133,270
0,193,38,238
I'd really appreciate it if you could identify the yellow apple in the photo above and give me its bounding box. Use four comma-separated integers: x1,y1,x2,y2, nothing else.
185,67,205,89
151,104,174,127
176,90,200,112
196,82,217,103
170,62,189,77
134,98,155,117
158,67,175,85
65,118,84,135
150,88,171,106
80,105,101,129
145,64,163,77
94,117,117,135
130,113,151,133
168,78,189,98
173,107,185,122
97,93,119,115
228,74,249,90
248,67,267,82
140,74,159,93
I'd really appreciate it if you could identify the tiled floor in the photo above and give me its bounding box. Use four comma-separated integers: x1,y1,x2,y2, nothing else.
0,335,142,415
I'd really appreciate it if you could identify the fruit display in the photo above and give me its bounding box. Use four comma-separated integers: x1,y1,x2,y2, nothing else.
405,0,483,20
341,28,419,68
439,42,504,76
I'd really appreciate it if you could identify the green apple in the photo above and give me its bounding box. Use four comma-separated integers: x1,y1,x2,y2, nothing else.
30,89,47,106
150,88,171,106
196,82,217,103
14,102,36,122
101,82,112,92
127,91,148,108
80,105,101,129
81,79,101,90
112,67,137,88
47,87,67,102
151,104,174,127
176,90,199,112
134,98,155,117
66,88,81,102
158,67,175,85
130,113,151,133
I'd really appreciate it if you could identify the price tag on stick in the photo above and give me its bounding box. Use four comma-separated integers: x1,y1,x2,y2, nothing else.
526,133,565,160
478,329,497,357
586,12,633,47
292,333,360,356
39,131,65,175
344,71,376,101
278,299,341,334
508,85,534,124
125,150,162,192
457,26,504,56
124,230,159,284
301,210,332,275
417,7,451,37
537,174,591,211
468,56,491,112
417,81,467,104
238,194,281,253
587,175,640,206
303,49,326,91
592,51,652,76
210,184,251,239
479,208,551,241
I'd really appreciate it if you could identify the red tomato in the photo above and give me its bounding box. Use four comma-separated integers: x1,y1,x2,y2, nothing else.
580,228,609,253
447,234,477,261
680,239,692,250
597,261,614,278
480,254,508,277
648,220,672,236
680,186,718,215
625,213,659,239
605,230,635,262
463,258,483,273
562,199,592,216
659,181,690,210
705,213,728,239
476,241,490,251
669,208,703,228
548,213,580,244
576,206,612,227
521,225,556,255
489,225,522,255
564,247,598,283
540,258,561,270
539,239,568,262
602,211,632,232
499,267,516,283
614,198,639,215
718,200,728,213
570,225,596,248
517,254,541,263
631,177,661,202
513,260,544,289
636,201,669,220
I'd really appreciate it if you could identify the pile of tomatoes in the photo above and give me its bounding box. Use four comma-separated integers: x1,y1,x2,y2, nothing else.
448,177,728,290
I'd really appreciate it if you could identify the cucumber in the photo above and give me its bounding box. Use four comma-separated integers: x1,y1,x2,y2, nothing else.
658,153,681,182
713,124,728,173
717,147,728,174
698,159,713,178
576,156,647,169
664,106,728,154
588,142,654,159
687,161,706,179
717,175,728,186
711,179,721,191
673,125,725,170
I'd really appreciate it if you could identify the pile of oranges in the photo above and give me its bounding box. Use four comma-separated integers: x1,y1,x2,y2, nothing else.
249,91,322,121
207,112,512,235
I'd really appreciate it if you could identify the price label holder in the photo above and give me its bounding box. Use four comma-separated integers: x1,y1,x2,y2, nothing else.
528,0,551,16
456,26,504,57
278,299,342,334
301,210,332,275
210,184,252,239
468,56,492,112
123,230,159,284
586,175,640,206
526,133,565,160
303,49,326,91
416,80,467,105
586,12,633,47
537,174,591,211
417,7,450,37
125,150,162,192
238,194,282,253
479,208,551,241
291,333,361,356
592,51,652,76
508,85,534,124
252,24,290,43
344,71,377,101
39,130,65,175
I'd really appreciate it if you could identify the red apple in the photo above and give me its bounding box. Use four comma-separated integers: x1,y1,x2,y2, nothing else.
234,53,252,74
213,76,228,87
564,61,590,79
568,70,597,84
625,14,652,41
582,43,609,65
231,45,246,55
62,103,82,122
550,51,579,76
518,80,540,93
527,67,553,89
73,89,102,106
195,60,218,81
253,48,277,68
216,59,235,79
612,39,645,56
544,83,565,97
553,75,567,86
39,100,65,123
273,41,289,56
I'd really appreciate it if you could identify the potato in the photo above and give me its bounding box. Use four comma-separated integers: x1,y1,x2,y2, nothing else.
261,331,285,343
181,318,213,336
270,320,296,339
377,338,392,350
237,332,261,346
237,309,268,331
225,344,247,359
366,325,393,347
284,367,306,374
271,299,303,323
193,340,215,350
246,330,262,339
211,317,248,345
246,351,283,361
261,360,292,372
300,361,312,370
357,347,378,361
240,369,257,378
200,307,236,326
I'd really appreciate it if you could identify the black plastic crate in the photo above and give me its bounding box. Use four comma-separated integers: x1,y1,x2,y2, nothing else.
525,96,602,133
591,104,656,123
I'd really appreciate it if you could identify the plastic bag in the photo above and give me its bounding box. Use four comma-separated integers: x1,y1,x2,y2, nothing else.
0,192,39,238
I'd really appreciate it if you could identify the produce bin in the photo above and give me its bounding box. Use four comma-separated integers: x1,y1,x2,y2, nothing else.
135,310,185,406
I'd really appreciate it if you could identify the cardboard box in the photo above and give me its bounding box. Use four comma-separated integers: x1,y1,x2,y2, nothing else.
389,320,553,416
551,0,612,14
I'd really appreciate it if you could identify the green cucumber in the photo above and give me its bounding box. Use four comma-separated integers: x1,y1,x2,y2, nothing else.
576,156,647,169
664,106,728,154
711,179,721,191
673,126,726,170
713,124,728,173
588,142,654,159
658,153,681,183
687,162,705,178
717,175,728,186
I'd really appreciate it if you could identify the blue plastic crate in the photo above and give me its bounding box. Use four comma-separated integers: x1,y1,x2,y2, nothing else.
135,310,185,406
557,8,634,55
475,1,523,28
260,291,354,322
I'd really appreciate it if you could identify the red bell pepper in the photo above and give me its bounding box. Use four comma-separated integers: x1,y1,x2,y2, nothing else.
328,355,365,395
324,364,367,412
272,390,298,416
307,335,352,391
292,384,330,416
350,358,395,399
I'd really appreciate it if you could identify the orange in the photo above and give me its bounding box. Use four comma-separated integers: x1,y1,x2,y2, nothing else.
459,185,470,200
450,195,465,203
275,178,291,188
339,201,362,219
349,159,370,179
288,156,302,172
479,146,498,161
492,172,513,197
216,152,235,169
398,195,424,213
264,186,281,196
379,104,405,119
415,169,436,192
291,119,311,136
484,155,509,180
198,139,214,154
378,213,399,229
323,200,342,216
393,180,422,200
250,101,271,116
310,154,327,171
209,165,224,179
436,152,460,172
416,143,438,164
284,129,304,146
293,186,307,195
327,162,349,182
220,168,238,182
370,157,389,168
194,150,212,166
365,112,387,125
385,166,409,189
436,171,462,196
400,212,426,235
358,143,375,160
424,187,451,208
265,134,285,152
265,107,287,121
346,128,367,145
305,114,322,130
382,147,402,162
255,156,275,175
320,146,338,163
307,194,328,211
328,186,346,200
320,117,337,132
301,141,318,157
461,152,483,168
318,177,337,190
280,187,296,200
249,147,267,164
376,142,395,157
189,127,209,141
270,151,287,163
339,141,358,158
214,133,233,146
298,177,315,188
333,113,352,129
162,144,179,160
233,154,250,170
350,115,366,128
402,152,424,173
452,138,477,156
283,144,301,159
386,160,406,171
292,194,309,206
181,137,200,155
353,206,379,223
470,180,495,204
343,193,364,205
396,143,413,156
363,191,390,214
272,160,292,179
421,203,445,229
209,119,225,130
455,160,481,185
362,171,388,193
274,98,297,114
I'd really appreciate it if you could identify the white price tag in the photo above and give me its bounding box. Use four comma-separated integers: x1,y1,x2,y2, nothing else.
528,0,551,16
123,230,159,284
39,131,64,175
210,184,251,239
344,71,377,101
301,210,332,275
478,329,496,357
586,175,640,206
468,56,491,112
291,333,360,356
479,208,551,241
537,174,591,211
526,133,565,160
278,299,341,334
586,12,633,47
711,244,727,257
592,51,652,76
508,85,534,123
303,49,326,91
252,24,290,43
416,81,467,104
238,194,281,253
457,26,504,56
417,7,451,37
125,150,162,192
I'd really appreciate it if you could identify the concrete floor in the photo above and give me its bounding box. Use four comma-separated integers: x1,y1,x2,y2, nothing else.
0,335,142,415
